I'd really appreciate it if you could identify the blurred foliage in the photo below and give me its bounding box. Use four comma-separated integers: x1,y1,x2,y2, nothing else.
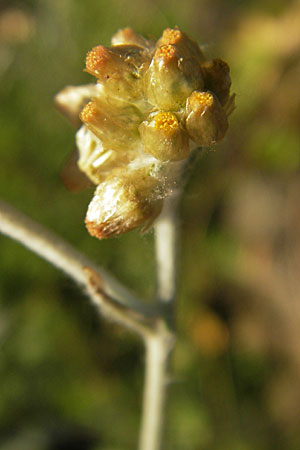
1,0,300,448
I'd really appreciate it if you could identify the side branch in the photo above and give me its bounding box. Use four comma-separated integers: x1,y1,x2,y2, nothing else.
84,267,158,337
0,199,154,324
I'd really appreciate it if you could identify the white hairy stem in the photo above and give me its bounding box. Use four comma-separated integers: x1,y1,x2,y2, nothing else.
0,199,151,319
139,193,180,450
139,326,174,450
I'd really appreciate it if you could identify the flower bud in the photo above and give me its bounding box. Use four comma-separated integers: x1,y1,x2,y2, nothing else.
85,170,163,239
85,45,124,78
185,91,228,146
158,27,205,64
85,44,149,102
56,27,234,240
111,27,155,50
145,44,203,110
139,112,189,161
80,101,139,150
201,59,231,106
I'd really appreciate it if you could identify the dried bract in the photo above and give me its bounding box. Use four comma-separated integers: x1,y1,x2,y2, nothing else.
56,27,234,239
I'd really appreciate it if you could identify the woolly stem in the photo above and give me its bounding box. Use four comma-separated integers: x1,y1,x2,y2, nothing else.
139,193,180,450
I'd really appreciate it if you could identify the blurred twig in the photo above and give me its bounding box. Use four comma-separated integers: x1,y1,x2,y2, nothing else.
0,199,151,317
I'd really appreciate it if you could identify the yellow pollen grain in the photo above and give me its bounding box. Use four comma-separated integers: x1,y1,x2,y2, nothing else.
80,102,98,123
193,92,214,107
163,28,182,44
155,112,178,131
86,46,109,73
157,44,176,60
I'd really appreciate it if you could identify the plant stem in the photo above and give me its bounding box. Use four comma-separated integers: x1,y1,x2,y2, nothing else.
139,326,174,450
0,199,151,317
139,193,180,450
154,193,179,304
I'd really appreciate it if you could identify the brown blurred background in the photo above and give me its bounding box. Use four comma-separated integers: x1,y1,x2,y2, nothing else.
1,0,300,449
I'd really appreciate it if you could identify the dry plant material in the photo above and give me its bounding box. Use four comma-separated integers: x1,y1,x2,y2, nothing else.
56,27,234,239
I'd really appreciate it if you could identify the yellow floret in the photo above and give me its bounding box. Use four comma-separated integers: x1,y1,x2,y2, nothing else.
85,46,112,76
161,28,182,44
157,44,176,60
80,101,98,124
191,91,214,108
154,112,178,132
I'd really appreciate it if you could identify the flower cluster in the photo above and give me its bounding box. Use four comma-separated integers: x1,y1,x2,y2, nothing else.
56,27,234,239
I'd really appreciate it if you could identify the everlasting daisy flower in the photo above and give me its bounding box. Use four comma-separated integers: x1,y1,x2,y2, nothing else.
56,27,234,239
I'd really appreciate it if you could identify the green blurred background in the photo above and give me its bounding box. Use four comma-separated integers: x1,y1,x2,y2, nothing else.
1,0,300,448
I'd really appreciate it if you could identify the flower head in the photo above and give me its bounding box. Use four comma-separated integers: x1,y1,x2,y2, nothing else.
56,27,234,239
